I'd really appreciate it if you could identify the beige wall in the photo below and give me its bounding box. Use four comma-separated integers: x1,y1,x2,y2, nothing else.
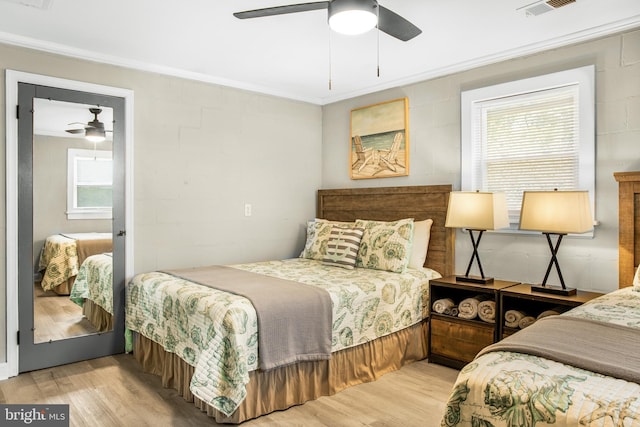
0,43,323,363
2,28,639,367
322,28,640,294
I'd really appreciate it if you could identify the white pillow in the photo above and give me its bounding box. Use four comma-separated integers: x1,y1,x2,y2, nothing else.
408,219,433,269
633,264,640,290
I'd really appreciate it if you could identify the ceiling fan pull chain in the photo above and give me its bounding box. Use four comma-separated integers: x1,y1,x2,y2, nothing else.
328,26,333,90
377,36,380,77
376,5,380,78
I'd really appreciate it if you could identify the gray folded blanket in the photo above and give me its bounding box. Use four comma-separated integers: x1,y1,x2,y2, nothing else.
163,265,333,371
477,315,640,384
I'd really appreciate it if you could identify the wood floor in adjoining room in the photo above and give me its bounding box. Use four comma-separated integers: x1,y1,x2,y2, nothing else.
0,355,459,427
33,281,101,343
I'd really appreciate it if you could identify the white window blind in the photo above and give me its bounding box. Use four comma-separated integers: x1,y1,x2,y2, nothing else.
461,66,595,227
67,148,113,219
473,86,579,219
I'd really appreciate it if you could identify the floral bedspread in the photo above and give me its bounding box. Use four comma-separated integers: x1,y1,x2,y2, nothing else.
70,253,113,314
38,234,78,291
125,258,438,416
441,287,640,427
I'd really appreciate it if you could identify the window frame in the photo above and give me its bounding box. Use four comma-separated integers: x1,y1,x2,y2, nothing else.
66,148,113,220
461,65,596,232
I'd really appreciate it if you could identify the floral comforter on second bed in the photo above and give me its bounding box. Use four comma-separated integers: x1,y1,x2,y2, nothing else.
70,253,113,314
125,258,439,416
441,287,640,427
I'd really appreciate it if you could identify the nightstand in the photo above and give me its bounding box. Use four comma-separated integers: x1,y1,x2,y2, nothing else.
428,276,519,369
499,283,604,339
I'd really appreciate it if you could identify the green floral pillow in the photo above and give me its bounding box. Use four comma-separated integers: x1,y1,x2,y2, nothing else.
299,219,355,260
355,218,414,273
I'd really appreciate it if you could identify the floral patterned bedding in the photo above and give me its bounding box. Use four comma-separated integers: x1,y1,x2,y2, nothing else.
441,287,640,427
38,234,79,291
70,252,113,314
125,258,439,416
38,233,112,291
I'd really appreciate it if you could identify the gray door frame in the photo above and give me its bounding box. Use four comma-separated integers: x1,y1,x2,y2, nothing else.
4,70,134,378
18,83,125,372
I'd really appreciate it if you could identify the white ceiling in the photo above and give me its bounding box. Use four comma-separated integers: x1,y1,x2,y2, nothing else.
1,0,639,105
33,98,113,140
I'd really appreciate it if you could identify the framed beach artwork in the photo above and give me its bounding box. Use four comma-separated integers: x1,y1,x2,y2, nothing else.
350,97,409,180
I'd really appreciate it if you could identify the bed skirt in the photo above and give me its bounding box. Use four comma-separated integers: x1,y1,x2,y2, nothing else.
83,299,113,332
52,277,73,295
133,320,428,424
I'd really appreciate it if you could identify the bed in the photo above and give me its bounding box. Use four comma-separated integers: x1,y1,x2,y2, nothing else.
70,252,114,332
439,173,640,427
125,184,455,424
38,232,113,295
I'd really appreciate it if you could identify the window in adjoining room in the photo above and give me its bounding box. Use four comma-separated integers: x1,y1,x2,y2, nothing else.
461,65,595,229
66,148,113,220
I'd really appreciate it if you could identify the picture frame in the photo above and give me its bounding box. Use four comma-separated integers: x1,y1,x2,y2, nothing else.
350,97,409,180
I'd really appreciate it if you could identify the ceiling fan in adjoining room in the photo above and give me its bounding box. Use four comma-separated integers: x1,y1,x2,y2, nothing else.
66,107,111,143
233,0,422,41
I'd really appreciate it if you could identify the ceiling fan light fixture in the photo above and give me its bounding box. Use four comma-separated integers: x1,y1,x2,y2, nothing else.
328,0,378,35
85,127,106,143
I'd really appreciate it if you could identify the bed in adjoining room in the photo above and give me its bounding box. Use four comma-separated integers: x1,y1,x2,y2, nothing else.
70,252,114,332
38,232,113,295
125,184,455,424
439,172,640,427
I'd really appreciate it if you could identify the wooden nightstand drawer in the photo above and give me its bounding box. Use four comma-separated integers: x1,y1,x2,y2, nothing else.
428,276,519,368
430,316,494,363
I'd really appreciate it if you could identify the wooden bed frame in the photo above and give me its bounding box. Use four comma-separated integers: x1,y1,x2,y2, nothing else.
317,184,455,276
615,171,640,288
133,184,455,424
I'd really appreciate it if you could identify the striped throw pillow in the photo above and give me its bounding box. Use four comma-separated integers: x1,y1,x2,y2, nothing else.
322,226,364,269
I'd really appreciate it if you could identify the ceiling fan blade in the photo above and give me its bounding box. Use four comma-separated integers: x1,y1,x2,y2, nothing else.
378,5,422,41
234,1,329,19
65,129,84,134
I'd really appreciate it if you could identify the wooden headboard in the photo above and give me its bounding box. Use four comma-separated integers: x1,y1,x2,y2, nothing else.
614,171,640,288
317,184,455,277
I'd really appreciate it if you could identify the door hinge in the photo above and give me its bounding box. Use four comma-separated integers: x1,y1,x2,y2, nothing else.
17,330,19,345
16,105,19,119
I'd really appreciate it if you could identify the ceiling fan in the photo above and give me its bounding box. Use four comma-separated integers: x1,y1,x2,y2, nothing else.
234,0,422,42
66,107,110,143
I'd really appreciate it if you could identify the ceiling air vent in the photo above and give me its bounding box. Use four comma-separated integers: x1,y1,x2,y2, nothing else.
0,0,52,9
520,0,576,17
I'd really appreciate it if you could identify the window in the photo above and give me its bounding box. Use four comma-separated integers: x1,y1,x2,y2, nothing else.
67,148,113,219
461,65,595,227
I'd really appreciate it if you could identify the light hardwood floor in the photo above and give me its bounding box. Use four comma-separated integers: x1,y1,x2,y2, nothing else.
33,282,102,343
0,355,459,427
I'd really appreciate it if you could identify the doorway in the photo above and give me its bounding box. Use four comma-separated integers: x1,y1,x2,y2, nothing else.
5,71,134,377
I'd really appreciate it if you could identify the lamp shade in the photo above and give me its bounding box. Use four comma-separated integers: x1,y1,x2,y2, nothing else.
445,191,510,230
519,190,593,234
328,0,378,35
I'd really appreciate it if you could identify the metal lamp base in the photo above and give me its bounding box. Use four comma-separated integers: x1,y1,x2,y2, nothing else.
531,284,576,296
456,275,494,284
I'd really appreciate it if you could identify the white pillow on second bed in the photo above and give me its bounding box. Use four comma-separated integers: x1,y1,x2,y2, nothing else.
408,219,433,270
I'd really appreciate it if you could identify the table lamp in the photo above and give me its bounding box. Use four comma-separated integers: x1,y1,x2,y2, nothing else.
519,190,593,296
445,191,510,284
